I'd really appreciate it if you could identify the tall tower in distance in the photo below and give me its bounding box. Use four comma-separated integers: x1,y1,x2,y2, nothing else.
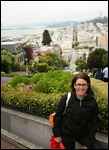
100,11,102,18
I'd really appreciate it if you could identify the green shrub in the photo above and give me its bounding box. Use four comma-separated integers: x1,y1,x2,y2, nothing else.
12,63,20,71
1,71,6,76
30,73,43,84
37,63,48,72
47,66,60,71
1,86,64,116
91,78,108,131
33,77,54,93
19,65,34,71
60,58,70,67
19,65,26,71
6,75,30,88
32,70,74,93
1,71,108,132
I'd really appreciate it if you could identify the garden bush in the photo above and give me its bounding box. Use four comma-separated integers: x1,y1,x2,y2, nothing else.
1,86,64,117
32,70,74,93
7,75,31,88
19,65,34,71
1,71,108,132
90,78,108,132
12,62,20,72
37,63,48,72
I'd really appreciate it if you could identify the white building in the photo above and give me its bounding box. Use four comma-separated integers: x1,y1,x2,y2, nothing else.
70,49,89,72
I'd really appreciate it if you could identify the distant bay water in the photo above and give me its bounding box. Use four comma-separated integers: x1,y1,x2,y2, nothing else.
1,27,58,38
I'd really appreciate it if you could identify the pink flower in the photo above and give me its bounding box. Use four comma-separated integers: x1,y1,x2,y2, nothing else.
22,88,28,92
30,82,35,86
27,86,31,88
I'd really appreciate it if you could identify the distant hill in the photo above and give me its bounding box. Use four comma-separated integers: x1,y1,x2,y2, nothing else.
47,21,80,28
81,16,108,25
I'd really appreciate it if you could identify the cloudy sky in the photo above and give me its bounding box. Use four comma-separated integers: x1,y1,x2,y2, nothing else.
1,1,108,26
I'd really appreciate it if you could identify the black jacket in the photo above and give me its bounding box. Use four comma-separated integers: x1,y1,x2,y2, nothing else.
52,91,99,149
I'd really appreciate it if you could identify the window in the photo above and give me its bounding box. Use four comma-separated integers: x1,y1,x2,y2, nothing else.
18,57,19,63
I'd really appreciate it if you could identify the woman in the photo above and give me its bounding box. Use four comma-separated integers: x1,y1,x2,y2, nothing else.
52,73,104,149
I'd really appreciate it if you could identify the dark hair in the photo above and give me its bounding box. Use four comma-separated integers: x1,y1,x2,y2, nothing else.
70,72,93,94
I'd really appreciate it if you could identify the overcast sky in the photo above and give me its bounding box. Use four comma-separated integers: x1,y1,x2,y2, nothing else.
1,1,108,26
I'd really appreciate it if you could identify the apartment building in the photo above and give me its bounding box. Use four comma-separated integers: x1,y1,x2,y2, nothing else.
96,35,108,47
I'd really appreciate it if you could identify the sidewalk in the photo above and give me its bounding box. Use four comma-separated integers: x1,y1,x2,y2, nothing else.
1,139,19,149
1,129,43,149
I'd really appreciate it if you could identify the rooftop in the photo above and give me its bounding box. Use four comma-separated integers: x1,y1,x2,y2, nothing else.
1,41,18,45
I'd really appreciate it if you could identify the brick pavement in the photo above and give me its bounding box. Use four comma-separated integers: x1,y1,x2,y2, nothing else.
1,81,8,86
1,139,19,149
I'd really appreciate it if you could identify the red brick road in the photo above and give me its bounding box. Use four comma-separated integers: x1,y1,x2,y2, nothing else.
1,139,19,149
1,81,8,86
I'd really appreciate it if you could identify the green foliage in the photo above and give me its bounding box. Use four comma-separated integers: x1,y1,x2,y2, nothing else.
60,58,70,67
1,71,6,76
1,86,64,116
89,48,108,58
32,70,74,93
42,30,52,45
38,55,53,66
90,78,108,131
12,63,20,72
1,71,108,131
47,66,60,71
72,41,79,48
1,77,108,130
37,63,48,72
78,62,88,71
1,50,15,73
6,75,30,88
102,54,108,68
75,58,83,65
33,61,37,71
45,52,61,67
19,65,34,71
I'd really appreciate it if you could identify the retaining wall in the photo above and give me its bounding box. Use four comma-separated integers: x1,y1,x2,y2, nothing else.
1,107,108,149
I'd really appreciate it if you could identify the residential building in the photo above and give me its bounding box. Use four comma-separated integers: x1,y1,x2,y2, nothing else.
1,41,24,66
53,44,61,57
96,35,108,47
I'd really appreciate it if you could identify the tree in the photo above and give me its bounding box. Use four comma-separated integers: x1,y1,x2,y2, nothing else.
23,45,33,61
78,62,88,71
102,54,108,68
42,30,52,45
1,50,15,73
89,48,108,58
38,55,53,66
75,58,83,65
45,52,61,67
87,55,102,69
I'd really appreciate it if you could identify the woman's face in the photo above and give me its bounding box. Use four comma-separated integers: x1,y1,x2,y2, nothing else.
74,78,88,98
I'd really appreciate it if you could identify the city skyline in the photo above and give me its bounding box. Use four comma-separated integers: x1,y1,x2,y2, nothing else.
1,1,108,27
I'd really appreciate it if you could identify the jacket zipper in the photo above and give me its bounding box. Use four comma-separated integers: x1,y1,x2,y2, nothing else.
80,101,82,106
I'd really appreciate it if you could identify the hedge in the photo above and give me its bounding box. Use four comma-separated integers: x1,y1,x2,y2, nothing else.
37,63,48,72
90,78,108,132
1,86,64,118
1,72,108,132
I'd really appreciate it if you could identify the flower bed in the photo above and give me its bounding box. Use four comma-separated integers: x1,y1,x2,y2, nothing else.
1,86,65,118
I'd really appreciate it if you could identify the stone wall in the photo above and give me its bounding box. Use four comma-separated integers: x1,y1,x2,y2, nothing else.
1,107,108,149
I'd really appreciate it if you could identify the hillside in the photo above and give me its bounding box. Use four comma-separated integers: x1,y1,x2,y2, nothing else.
47,16,108,28
47,21,80,28
81,16,108,25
